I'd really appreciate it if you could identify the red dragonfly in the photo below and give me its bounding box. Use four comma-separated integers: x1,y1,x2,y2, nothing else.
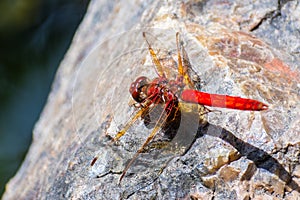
98,32,268,183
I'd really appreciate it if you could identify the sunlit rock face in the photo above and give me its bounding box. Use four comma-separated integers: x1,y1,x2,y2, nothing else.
3,0,299,199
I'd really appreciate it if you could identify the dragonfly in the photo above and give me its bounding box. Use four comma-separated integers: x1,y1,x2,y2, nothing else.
95,32,268,183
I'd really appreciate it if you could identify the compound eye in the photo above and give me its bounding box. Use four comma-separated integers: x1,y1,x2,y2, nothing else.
129,76,149,103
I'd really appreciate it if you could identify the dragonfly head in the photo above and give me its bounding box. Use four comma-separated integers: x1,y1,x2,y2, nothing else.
129,76,150,103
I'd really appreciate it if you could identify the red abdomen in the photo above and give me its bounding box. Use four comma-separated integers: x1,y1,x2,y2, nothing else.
181,89,268,111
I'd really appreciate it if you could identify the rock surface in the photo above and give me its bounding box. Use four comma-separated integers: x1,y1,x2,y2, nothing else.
3,0,300,199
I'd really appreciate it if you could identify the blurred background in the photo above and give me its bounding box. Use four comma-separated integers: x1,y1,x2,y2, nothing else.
0,0,90,196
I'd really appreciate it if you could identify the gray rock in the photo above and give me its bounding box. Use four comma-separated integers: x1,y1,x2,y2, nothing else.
3,0,300,199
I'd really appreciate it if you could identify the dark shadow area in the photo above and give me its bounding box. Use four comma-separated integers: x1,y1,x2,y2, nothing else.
0,0,90,197
195,122,300,193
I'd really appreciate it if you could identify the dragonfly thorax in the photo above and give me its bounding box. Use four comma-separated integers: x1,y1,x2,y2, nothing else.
129,76,183,107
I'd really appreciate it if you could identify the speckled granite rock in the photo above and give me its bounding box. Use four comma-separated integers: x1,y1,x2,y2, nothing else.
3,0,299,199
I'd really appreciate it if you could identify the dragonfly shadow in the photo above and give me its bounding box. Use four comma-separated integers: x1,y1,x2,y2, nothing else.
195,122,300,193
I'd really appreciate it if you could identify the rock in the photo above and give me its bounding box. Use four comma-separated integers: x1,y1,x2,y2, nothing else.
3,0,300,199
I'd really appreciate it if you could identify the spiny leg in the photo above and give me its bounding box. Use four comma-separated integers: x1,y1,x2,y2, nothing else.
118,104,170,183
112,105,150,142
118,125,161,183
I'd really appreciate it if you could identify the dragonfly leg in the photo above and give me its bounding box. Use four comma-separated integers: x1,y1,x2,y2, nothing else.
118,124,163,184
112,106,149,142
118,103,170,183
